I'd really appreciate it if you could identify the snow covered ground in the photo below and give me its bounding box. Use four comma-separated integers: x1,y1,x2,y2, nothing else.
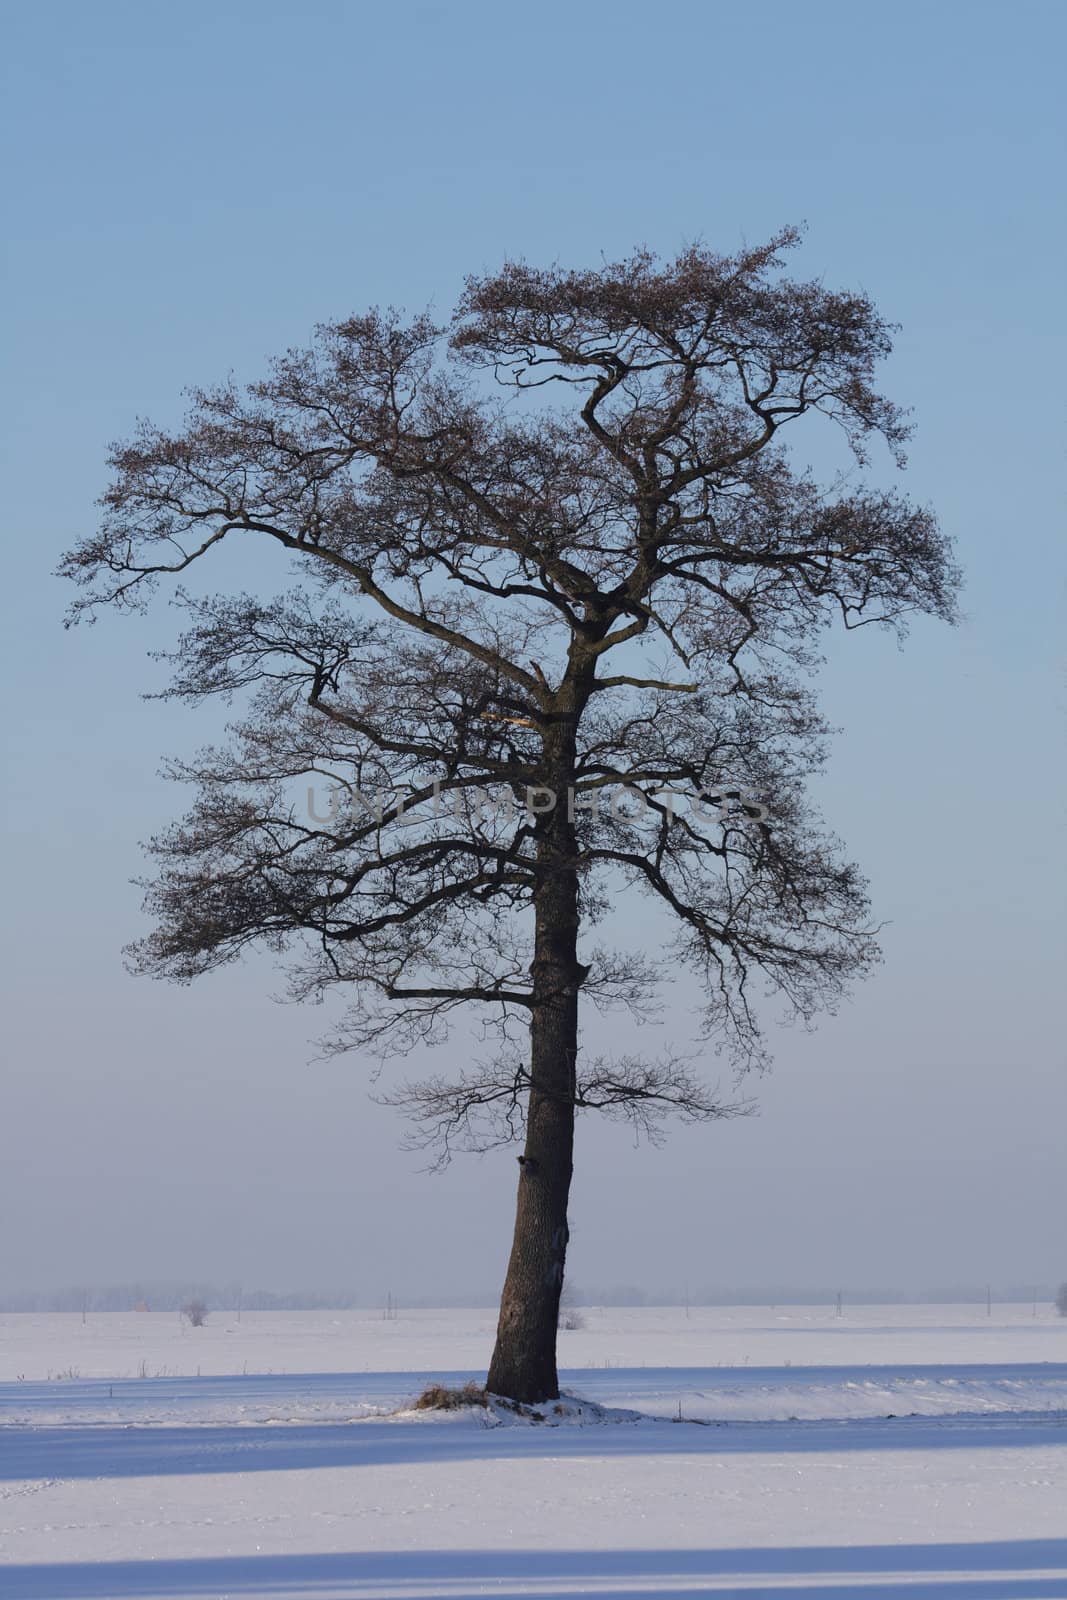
2,1306,1065,1597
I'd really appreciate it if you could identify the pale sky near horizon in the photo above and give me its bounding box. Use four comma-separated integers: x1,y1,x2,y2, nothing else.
2,0,1064,1305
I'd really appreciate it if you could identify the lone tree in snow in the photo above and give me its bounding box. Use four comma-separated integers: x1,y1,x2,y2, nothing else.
61,230,958,1402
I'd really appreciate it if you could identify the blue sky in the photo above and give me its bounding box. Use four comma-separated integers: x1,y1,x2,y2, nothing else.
1,0,1064,1301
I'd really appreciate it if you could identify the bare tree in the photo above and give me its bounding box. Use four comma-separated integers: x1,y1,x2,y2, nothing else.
61,230,958,1401
1055,1284,1067,1318
182,1298,208,1327
558,1280,584,1332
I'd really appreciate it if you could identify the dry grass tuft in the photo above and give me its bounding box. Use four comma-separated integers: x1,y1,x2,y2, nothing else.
413,1381,488,1411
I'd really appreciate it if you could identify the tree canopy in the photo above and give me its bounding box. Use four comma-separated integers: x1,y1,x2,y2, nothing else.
62,228,959,1397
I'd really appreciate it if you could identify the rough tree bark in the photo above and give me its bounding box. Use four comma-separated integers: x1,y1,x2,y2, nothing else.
488,716,582,1399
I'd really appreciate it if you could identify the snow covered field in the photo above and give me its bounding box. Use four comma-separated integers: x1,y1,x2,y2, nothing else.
2,1306,1066,1597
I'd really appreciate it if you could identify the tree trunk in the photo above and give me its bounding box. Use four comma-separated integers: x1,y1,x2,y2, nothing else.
486,765,579,1402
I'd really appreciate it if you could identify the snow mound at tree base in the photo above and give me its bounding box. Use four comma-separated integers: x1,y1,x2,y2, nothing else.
391,1390,647,1426
486,1392,646,1426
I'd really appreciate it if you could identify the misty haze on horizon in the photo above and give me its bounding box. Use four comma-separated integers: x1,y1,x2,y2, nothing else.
5,1279,1064,1316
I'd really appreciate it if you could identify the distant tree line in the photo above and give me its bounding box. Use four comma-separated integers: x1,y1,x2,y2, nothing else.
0,1284,364,1313
2,1282,1062,1312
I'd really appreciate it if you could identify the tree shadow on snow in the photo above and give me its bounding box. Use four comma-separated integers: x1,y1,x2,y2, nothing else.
3,1542,1067,1599
2,1411,1065,1482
